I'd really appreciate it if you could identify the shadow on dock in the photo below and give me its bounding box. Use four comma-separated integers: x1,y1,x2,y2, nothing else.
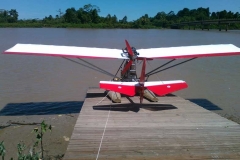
0,101,83,116
93,104,177,113
64,89,240,159
86,92,176,99
187,99,222,111
86,92,106,98
90,92,177,113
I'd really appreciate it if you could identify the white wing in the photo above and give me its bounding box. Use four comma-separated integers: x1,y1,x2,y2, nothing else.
3,43,128,59
137,44,240,59
4,43,240,60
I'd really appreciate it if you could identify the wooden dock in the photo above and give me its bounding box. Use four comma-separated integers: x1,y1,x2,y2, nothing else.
64,89,240,160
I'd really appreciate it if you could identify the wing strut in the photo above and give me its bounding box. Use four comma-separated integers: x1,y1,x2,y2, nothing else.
145,59,176,76
113,60,125,80
62,57,118,78
77,58,117,78
146,58,197,79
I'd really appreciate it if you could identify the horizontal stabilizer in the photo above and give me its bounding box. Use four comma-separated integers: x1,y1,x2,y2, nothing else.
138,44,240,59
100,81,138,96
145,80,188,96
3,44,127,59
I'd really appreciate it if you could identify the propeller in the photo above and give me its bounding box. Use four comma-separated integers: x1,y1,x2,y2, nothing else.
139,58,146,103
120,40,145,103
125,40,134,57
121,40,134,76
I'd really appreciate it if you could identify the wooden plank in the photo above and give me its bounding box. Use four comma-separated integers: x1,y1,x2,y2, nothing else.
64,89,240,160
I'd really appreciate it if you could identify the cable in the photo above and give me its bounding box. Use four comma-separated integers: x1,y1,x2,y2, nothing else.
96,92,112,160
147,58,197,77
78,58,117,78
95,91,110,105
147,60,161,81
145,59,175,76
62,57,113,77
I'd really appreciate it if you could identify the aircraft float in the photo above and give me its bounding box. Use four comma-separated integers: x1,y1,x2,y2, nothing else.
3,40,240,103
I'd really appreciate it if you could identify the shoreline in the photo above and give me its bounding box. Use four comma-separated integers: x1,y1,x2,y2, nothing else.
0,23,240,30
0,113,79,159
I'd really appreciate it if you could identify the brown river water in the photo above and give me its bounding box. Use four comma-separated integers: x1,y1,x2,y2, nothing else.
0,28,240,157
0,28,240,116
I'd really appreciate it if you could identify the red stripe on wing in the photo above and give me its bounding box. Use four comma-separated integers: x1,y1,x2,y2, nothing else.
156,52,240,59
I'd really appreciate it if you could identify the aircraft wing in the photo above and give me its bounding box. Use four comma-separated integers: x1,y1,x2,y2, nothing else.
137,44,240,59
3,43,128,59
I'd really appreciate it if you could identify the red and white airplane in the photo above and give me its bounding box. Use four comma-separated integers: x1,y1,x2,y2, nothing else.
3,40,240,103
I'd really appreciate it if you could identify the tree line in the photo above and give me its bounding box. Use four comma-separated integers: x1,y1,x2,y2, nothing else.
0,4,239,29
0,9,18,23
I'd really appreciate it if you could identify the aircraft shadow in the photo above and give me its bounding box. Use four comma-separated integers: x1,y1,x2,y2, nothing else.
88,91,178,113
86,91,176,101
0,101,83,116
93,103,177,113
86,92,221,112
86,92,107,98
187,98,222,111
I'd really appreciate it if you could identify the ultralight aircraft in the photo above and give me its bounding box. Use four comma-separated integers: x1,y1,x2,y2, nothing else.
3,40,240,103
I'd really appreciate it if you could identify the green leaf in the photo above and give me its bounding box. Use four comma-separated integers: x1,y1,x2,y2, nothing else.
41,120,48,133
49,125,52,132
36,133,42,140
0,141,5,157
42,127,47,133
34,141,39,147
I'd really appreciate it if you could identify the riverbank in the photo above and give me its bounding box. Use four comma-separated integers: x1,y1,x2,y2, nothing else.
0,22,240,30
0,22,158,29
0,114,79,159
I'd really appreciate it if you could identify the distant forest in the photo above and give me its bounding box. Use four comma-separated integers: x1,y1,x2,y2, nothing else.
0,4,239,29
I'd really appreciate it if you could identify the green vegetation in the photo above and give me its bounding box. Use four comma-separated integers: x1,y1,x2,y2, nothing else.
0,141,6,160
0,121,60,160
0,4,240,29
17,141,39,160
32,120,52,159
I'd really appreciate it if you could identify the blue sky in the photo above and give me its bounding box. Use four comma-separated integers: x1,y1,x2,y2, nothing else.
1,0,240,20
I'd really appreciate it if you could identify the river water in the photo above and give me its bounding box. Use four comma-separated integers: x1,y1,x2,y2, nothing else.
0,28,240,119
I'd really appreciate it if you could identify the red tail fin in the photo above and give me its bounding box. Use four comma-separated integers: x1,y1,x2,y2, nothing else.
139,58,146,103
